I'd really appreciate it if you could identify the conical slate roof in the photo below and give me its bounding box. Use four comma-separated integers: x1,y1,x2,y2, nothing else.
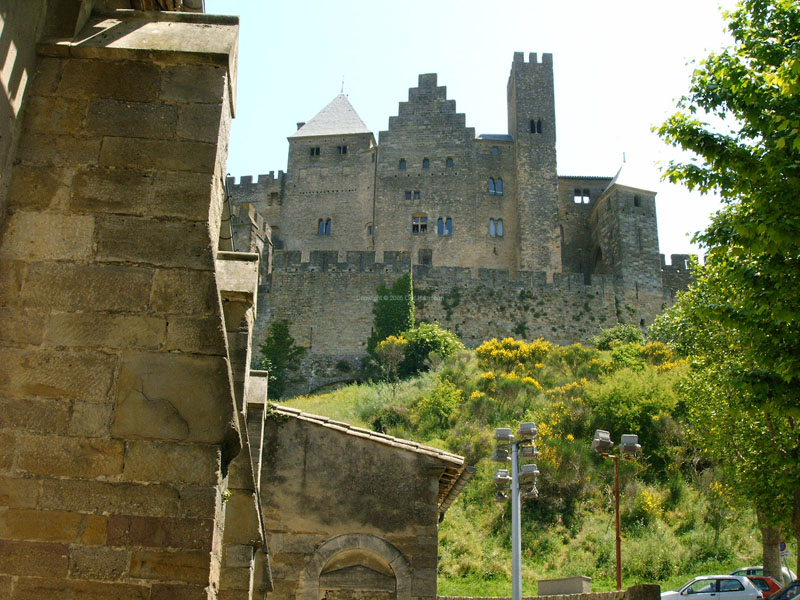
601,160,658,197
290,94,372,138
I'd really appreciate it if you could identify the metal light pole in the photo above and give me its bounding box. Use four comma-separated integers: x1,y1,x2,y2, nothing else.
492,423,540,600
591,430,641,590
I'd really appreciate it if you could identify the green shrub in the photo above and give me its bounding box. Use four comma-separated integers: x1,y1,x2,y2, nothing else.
590,323,645,350
259,319,307,399
411,377,464,436
400,322,464,376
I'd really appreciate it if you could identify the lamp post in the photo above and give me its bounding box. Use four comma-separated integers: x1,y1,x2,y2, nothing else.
591,430,641,591
492,422,540,600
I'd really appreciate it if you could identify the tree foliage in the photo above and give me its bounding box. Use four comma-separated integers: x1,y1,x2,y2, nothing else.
259,319,307,399
590,323,645,350
400,322,464,377
367,273,415,353
654,0,800,575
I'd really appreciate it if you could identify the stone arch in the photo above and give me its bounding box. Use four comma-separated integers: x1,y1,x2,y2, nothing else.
298,534,412,600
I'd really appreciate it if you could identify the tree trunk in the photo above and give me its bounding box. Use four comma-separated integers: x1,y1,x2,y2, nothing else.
758,511,783,582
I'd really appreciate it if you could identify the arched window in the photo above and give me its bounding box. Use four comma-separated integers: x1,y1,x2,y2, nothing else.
488,178,496,194
422,158,430,169
445,217,453,235
496,219,504,237
446,157,454,168
496,178,503,195
437,217,444,235
412,213,427,234
317,219,324,235
530,120,536,134
536,119,542,133
489,219,496,237
399,159,406,170
324,219,331,235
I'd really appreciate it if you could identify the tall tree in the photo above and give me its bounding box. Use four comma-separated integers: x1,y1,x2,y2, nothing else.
367,273,415,353
655,0,800,577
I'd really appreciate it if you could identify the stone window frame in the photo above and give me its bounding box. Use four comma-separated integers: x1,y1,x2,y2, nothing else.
310,146,320,156
573,188,590,204
413,190,421,200
488,178,496,194
422,157,430,169
496,178,503,195
412,213,428,234
446,157,454,168
491,146,500,156
318,218,332,235
489,218,504,237
399,158,407,170
405,191,412,200
336,145,348,155
530,119,542,134
437,217,453,236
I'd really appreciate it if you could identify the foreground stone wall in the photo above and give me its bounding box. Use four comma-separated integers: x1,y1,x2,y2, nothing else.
0,7,270,599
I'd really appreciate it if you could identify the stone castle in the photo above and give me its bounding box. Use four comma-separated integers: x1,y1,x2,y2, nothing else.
228,53,691,394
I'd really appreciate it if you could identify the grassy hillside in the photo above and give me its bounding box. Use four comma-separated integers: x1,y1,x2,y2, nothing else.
281,337,767,595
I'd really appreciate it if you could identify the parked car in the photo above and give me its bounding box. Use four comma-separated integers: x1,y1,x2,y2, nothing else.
661,575,764,600
768,581,800,600
748,576,782,598
732,567,798,586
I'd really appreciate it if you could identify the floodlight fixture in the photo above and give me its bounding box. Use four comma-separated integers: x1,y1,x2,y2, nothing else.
491,447,511,463
493,469,512,486
516,422,538,440
520,444,539,459
591,429,613,454
494,427,514,443
519,463,540,482
619,433,641,458
522,485,539,500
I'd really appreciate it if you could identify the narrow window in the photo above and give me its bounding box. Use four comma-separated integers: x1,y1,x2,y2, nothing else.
582,189,590,203
310,147,320,156
317,219,324,235
446,157,454,168
405,191,412,200
324,219,331,235
336,145,347,155
422,158,430,169
399,159,406,170
491,146,499,156
445,217,453,235
574,188,582,203
489,219,496,237
536,120,542,134
634,195,641,207
371,153,376,163
496,178,504,195
437,217,444,235
413,190,420,200
412,214,427,234
530,120,536,134
367,223,373,235
497,219,504,237
488,178,496,195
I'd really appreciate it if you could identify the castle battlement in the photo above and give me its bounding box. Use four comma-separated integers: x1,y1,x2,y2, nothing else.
512,51,553,66
227,171,285,189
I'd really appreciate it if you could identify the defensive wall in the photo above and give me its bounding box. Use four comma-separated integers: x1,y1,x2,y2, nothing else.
258,250,690,396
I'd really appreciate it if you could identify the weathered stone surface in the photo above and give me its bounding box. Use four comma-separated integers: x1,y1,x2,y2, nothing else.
39,479,179,517
86,98,178,139
161,64,227,104
17,434,124,478
71,166,154,215
0,259,26,307
177,485,220,520
12,577,150,600
44,312,166,349
123,441,220,486
150,583,210,600
0,211,94,260
22,95,87,135
107,515,215,551
0,347,116,402
16,132,101,166
69,546,129,581
150,268,219,315
58,58,160,102
0,397,70,434
178,103,222,143
0,307,46,345
0,509,106,544
69,401,114,438
100,136,218,173
112,352,234,444
95,215,213,269
166,316,227,355
21,262,153,312
0,475,40,508
0,540,69,577
0,575,10,600
129,549,211,584
7,164,74,211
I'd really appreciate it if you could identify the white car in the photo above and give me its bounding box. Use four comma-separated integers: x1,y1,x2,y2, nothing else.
731,567,798,586
661,575,763,600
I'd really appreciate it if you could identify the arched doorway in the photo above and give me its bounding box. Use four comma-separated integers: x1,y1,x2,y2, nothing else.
299,534,411,600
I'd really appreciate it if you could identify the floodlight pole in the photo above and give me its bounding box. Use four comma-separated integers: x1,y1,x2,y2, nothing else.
613,454,621,591
511,441,522,600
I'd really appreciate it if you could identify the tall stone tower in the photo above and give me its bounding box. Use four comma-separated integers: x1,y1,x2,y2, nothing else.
507,52,562,276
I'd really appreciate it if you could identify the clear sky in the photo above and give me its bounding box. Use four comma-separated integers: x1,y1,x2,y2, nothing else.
206,0,738,260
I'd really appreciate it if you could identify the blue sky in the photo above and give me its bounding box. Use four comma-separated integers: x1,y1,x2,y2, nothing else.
206,0,738,259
